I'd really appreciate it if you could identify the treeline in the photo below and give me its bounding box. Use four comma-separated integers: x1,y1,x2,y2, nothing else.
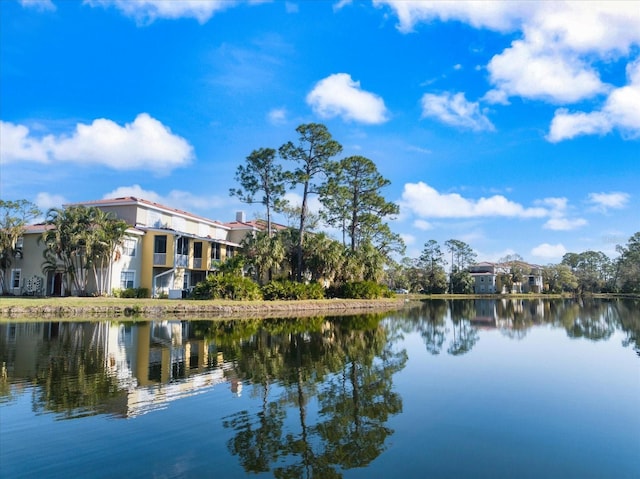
386,233,640,295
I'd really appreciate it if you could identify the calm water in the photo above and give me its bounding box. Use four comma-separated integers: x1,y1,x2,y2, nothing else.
1,298,638,479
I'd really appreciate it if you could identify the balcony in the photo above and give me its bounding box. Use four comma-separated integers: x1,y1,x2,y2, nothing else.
154,253,167,265
193,258,203,269
176,254,188,268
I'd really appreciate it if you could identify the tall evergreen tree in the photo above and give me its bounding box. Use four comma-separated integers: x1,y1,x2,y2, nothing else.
279,123,342,281
230,147,287,237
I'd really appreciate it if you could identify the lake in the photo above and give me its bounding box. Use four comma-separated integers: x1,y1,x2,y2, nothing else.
1,298,638,478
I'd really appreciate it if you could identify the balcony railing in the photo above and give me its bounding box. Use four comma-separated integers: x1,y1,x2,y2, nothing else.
193,258,202,269
176,254,188,268
154,253,167,265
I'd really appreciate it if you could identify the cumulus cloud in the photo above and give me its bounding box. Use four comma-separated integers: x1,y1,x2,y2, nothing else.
543,217,588,231
35,192,67,214
85,0,235,24
547,59,640,141
400,182,548,219
531,243,567,260
421,92,494,131
378,1,640,139
306,73,389,124
487,41,607,104
587,192,630,212
0,114,193,173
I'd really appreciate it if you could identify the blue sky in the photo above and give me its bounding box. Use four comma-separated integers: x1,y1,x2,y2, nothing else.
1,0,639,264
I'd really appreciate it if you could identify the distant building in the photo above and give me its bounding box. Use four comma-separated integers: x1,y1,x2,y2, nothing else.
469,261,543,294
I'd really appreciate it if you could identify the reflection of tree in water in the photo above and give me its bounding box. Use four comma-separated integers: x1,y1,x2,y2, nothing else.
222,313,406,478
448,301,479,355
415,301,448,355
616,299,640,357
33,323,122,419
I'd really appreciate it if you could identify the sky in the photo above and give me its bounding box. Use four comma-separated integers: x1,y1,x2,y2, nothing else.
1,0,639,264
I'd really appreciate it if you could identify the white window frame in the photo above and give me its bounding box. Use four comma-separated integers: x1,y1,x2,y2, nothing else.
10,269,21,290
122,238,137,257
120,271,135,289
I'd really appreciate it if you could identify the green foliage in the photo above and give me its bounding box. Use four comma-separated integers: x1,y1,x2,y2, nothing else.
191,274,262,300
113,287,149,298
0,199,41,293
328,281,393,299
261,280,325,300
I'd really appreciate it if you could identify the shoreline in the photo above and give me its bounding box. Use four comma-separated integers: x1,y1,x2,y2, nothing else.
1,293,636,321
0,297,410,321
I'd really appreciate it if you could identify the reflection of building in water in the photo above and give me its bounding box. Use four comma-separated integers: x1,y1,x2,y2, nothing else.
0,321,236,418
470,299,497,328
469,299,546,329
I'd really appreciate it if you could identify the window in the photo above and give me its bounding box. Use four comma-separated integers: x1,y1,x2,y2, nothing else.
120,271,135,289
177,237,189,256
226,246,235,259
193,242,203,258
211,242,221,260
16,236,24,249
154,235,167,254
10,269,21,289
122,238,137,256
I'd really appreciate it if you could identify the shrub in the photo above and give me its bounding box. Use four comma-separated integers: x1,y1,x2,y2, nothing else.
327,281,393,299
191,274,262,300
113,287,149,298
261,280,325,300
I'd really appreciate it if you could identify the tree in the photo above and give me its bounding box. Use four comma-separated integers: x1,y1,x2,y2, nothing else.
616,232,640,293
444,239,476,292
562,250,612,294
230,147,287,237
0,199,41,293
320,156,399,253
542,263,578,293
40,205,128,296
279,123,342,281
419,240,448,293
241,231,286,285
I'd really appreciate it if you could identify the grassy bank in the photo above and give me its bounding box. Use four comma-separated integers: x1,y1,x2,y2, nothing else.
0,296,409,321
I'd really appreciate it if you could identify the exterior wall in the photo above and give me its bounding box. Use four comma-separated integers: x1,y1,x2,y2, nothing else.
6,232,45,295
111,233,144,293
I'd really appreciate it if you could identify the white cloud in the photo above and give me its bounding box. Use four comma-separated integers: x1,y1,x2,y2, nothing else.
0,122,49,163
531,243,567,260
103,185,229,214
333,0,352,12
306,73,389,124
400,233,416,246
413,219,433,231
20,0,56,11
543,217,588,231
587,192,630,212
85,0,235,24
400,182,548,219
378,1,640,138
487,41,607,104
35,192,67,213
268,108,287,125
547,59,640,142
421,92,494,131
0,114,193,172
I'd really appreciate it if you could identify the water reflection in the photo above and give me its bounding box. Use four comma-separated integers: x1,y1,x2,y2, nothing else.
392,297,640,356
1,298,637,478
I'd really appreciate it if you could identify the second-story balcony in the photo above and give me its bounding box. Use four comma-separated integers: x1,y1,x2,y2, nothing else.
193,258,203,269
176,254,188,268
154,253,167,265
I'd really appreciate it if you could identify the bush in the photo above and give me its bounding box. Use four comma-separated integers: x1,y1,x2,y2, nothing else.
113,287,149,298
327,281,393,299
261,280,325,300
191,274,262,300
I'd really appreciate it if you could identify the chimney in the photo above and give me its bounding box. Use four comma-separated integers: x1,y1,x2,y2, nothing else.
236,211,246,223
